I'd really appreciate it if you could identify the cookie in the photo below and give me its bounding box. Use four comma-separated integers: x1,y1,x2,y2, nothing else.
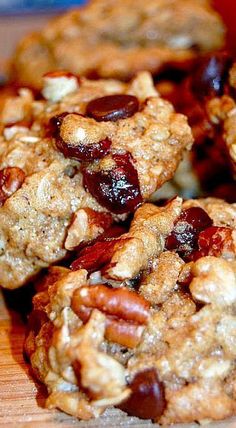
24,196,236,424
0,71,192,289
10,0,225,90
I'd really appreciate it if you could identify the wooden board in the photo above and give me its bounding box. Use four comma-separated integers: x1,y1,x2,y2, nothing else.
0,288,236,428
0,288,161,428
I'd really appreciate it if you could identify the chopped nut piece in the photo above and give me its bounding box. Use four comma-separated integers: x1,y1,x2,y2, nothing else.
42,71,79,102
0,167,25,206
65,208,112,250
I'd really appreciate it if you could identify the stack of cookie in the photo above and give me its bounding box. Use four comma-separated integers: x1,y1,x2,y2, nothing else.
0,0,236,426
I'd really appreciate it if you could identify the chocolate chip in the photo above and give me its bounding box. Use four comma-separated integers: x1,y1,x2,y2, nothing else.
86,94,139,122
48,112,70,137
119,368,166,420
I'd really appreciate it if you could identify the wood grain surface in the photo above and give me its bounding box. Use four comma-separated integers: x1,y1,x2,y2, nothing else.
0,288,236,428
0,288,157,428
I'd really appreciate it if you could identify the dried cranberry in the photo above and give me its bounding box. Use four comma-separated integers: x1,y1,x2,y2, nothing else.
70,239,121,273
86,94,139,122
119,368,166,420
165,207,213,259
197,226,234,257
179,207,213,230
191,52,232,100
48,112,69,138
0,167,25,206
56,136,111,162
82,152,142,214
50,112,111,161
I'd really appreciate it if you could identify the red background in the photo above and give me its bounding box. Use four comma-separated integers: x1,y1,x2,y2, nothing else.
214,0,236,54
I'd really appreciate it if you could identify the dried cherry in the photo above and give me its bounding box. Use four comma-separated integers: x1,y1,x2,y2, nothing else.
48,112,69,138
56,136,111,162
165,207,213,259
82,152,142,214
191,52,232,100
50,112,111,161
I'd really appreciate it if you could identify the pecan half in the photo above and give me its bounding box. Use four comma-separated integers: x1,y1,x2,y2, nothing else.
71,238,129,273
72,285,150,348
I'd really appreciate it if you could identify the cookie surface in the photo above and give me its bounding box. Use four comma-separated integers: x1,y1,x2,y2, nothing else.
10,0,225,89
25,196,236,424
0,72,192,289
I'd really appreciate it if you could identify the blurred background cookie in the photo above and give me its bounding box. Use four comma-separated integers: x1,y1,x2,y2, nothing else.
7,0,225,90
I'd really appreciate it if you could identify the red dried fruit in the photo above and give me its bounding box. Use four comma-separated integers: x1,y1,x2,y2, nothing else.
70,238,125,273
197,226,235,257
86,94,139,122
191,52,232,100
48,112,69,138
0,167,25,206
119,368,166,420
50,112,111,161
82,152,142,214
56,136,112,162
165,207,213,258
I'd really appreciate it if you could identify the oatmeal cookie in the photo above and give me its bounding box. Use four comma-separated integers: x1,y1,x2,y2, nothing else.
25,196,236,424
10,0,225,90
0,71,192,289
